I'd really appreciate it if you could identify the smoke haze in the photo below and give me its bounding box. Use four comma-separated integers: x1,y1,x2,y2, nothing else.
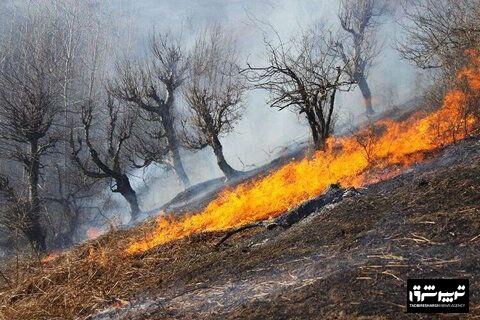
0,0,418,213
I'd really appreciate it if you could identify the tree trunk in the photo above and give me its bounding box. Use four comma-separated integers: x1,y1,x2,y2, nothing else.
52,201,76,249
171,147,190,188
305,110,326,151
24,222,46,253
116,174,141,220
161,109,191,188
315,134,327,150
311,133,326,150
25,139,46,252
354,72,374,115
211,135,238,179
64,203,78,247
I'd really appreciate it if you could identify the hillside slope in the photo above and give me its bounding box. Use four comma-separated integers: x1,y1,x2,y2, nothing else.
94,137,480,319
1,137,479,320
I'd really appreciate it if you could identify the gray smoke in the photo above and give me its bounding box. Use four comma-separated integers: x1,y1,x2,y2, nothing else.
0,0,419,214
106,0,418,211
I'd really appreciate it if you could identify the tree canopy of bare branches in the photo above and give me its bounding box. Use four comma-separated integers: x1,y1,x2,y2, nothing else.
181,26,246,179
397,0,480,75
336,0,387,115
0,0,116,254
70,96,150,220
0,13,67,251
245,25,353,150
109,32,191,188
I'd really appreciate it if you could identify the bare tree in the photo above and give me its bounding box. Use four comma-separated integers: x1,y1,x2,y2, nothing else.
397,0,480,74
336,0,387,115
70,96,150,220
181,26,245,179
44,0,111,247
245,25,353,150
397,0,480,130
109,32,191,188
0,16,66,252
43,163,102,248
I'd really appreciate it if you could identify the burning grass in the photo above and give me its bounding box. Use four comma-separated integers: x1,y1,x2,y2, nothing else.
125,53,480,255
0,138,478,319
1,53,480,320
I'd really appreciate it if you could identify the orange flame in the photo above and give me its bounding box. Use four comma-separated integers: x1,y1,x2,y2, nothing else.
126,53,480,255
41,250,62,264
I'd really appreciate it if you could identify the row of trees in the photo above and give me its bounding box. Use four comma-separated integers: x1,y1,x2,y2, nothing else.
0,3,252,252
2,0,457,253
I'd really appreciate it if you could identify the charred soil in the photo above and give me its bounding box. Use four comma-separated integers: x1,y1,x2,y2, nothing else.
1,137,480,320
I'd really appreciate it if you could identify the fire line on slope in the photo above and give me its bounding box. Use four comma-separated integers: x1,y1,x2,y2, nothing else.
126,52,480,255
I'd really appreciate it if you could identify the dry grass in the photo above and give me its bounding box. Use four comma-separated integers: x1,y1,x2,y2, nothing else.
0,223,231,319
0,139,479,319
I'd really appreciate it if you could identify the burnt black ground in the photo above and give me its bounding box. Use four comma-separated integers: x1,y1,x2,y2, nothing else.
91,137,480,319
